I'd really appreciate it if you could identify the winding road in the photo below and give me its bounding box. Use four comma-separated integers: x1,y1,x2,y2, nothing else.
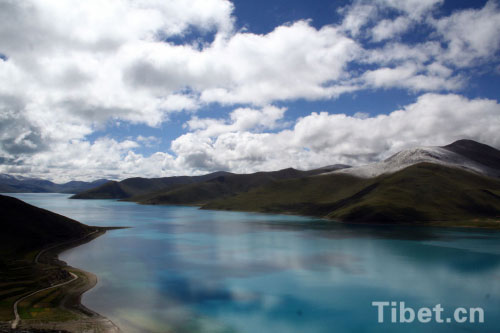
11,272,79,329
11,230,99,329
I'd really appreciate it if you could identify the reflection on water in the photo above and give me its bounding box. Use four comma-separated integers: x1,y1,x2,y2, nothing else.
9,193,500,333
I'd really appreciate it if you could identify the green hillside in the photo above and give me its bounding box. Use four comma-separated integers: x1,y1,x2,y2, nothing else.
135,167,337,205
204,163,500,227
72,166,345,202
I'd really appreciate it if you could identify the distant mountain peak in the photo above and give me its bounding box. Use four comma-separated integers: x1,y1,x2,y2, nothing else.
329,139,500,179
444,139,492,149
0,174,111,193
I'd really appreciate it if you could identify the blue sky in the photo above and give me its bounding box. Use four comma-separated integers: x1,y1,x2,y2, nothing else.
0,0,499,181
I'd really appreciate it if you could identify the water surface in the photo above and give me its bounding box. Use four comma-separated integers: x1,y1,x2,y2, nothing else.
9,193,500,332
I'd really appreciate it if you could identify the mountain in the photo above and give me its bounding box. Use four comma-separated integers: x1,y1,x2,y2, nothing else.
442,139,500,171
71,166,349,201
70,139,500,227
329,139,500,179
204,163,500,227
0,194,95,254
71,171,231,199
203,140,500,227
133,167,345,205
0,174,109,194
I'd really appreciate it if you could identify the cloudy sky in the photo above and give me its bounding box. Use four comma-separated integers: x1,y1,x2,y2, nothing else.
1,0,500,182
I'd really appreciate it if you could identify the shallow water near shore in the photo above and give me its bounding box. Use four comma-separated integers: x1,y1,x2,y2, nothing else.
9,193,500,332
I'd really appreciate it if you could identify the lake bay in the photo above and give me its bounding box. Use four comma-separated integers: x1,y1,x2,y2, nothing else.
9,193,500,333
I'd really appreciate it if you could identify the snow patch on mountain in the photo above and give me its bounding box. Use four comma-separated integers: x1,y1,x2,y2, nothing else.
328,146,500,178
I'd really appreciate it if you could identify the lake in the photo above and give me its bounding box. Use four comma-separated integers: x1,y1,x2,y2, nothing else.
8,193,500,332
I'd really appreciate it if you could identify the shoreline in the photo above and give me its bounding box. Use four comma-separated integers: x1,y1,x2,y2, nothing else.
1,229,122,333
197,206,500,230
83,196,500,230
77,195,500,230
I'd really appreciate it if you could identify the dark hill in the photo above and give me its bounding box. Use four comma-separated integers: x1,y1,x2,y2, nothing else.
204,163,500,227
55,179,109,193
134,167,342,205
443,139,500,172
74,180,129,199
72,166,347,201
71,171,231,199
0,195,95,254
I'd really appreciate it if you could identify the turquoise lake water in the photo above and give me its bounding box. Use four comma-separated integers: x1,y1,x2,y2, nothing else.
8,193,500,332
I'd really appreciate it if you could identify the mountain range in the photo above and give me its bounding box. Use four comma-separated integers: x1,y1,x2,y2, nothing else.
71,165,349,201
0,175,109,194
70,139,500,227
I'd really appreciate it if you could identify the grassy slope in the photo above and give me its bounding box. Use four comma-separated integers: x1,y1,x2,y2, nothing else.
204,163,500,226
0,195,99,322
135,168,326,205
71,167,343,202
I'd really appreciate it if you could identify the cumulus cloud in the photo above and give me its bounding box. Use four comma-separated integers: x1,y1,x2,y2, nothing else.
0,95,46,156
186,105,286,136
0,0,235,125
2,137,177,182
1,0,497,122
340,0,442,39
159,94,500,172
371,16,412,42
432,0,500,67
124,20,361,105
361,63,463,91
168,94,500,174
339,3,378,37
379,0,443,19
136,135,162,147
1,0,500,181
2,94,500,181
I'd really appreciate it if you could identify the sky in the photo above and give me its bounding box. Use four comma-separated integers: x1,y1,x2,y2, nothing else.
0,0,500,182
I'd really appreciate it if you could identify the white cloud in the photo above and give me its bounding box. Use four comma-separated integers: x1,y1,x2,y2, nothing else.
379,0,443,19
2,94,499,181
1,0,500,181
186,105,286,137
364,41,441,65
432,0,500,67
0,0,234,55
127,20,362,105
1,137,179,182
371,16,412,42
339,3,378,37
0,0,495,131
168,94,500,174
361,63,463,91
340,0,442,38
0,0,235,126
136,135,162,147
